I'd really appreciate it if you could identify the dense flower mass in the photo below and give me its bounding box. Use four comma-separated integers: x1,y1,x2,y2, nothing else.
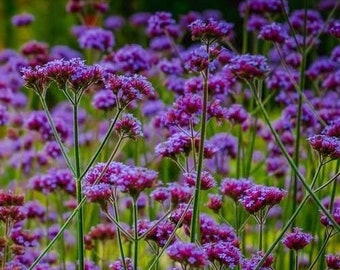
1,1,340,269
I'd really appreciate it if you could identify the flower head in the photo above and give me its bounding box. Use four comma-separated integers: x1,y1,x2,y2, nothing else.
147,11,176,37
238,184,287,214
226,54,269,80
220,178,253,201
78,27,115,52
258,23,288,44
11,13,35,27
189,18,233,42
204,241,241,268
167,241,209,268
282,227,313,250
308,135,340,159
326,254,340,270
114,113,143,140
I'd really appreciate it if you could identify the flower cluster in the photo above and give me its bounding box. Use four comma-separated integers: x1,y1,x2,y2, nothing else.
282,227,313,250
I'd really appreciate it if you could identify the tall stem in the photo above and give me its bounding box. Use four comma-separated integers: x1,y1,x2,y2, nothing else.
112,195,127,270
190,42,210,243
132,197,139,270
73,103,84,270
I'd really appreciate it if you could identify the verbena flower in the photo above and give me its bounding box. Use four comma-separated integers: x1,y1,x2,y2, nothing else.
258,23,288,44
167,241,209,268
247,15,268,32
227,54,269,80
320,199,340,227
183,46,209,73
189,18,233,42
92,89,116,110
104,15,125,30
289,9,324,35
0,104,9,126
282,227,313,250
85,223,116,249
204,241,241,268
78,27,115,52
220,178,253,201
112,44,152,74
147,11,176,37
114,113,143,140
143,220,176,247
109,257,135,270
104,74,155,108
11,13,35,27
326,254,340,269
206,194,223,213
241,251,274,270
328,21,340,39
238,184,287,214
308,134,340,159
155,132,192,158
183,170,216,190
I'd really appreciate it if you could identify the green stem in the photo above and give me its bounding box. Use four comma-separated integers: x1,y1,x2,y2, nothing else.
132,197,139,270
295,251,299,270
73,104,85,270
190,42,210,243
112,195,127,270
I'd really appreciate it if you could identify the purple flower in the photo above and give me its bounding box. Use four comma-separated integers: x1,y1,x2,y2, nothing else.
227,54,269,80
220,178,253,201
247,15,268,32
308,135,340,159
147,11,176,37
11,229,38,247
320,199,340,227
78,27,115,52
258,23,288,43
113,165,158,197
204,241,241,268
169,184,193,206
241,251,274,270
24,200,46,220
114,113,143,140
113,44,152,74
290,9,324,35
85,223,116,249
83,183,112,204
129,12,152,27
159,58,184,75
306,58,335,80
149,35,172,51
155,132,192,158
238,184,287,214
206,194,223,213
92,89,116,110
150,186,170,203
109,257,134,270
183,46,209,72
11,13,35,27
43,141,62,159
326,254,340,270
328,21,340,39
282,227,313,250
239,0,287,16
167,241,209,268
331,45,340,63
183,171,216,190
226,104,248,124
143,220,176,247
189,18,233,42
104,15,125,30
0,104,9,126
104,74,155,107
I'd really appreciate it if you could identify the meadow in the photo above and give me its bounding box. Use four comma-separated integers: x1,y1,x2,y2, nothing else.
0,0,339,269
